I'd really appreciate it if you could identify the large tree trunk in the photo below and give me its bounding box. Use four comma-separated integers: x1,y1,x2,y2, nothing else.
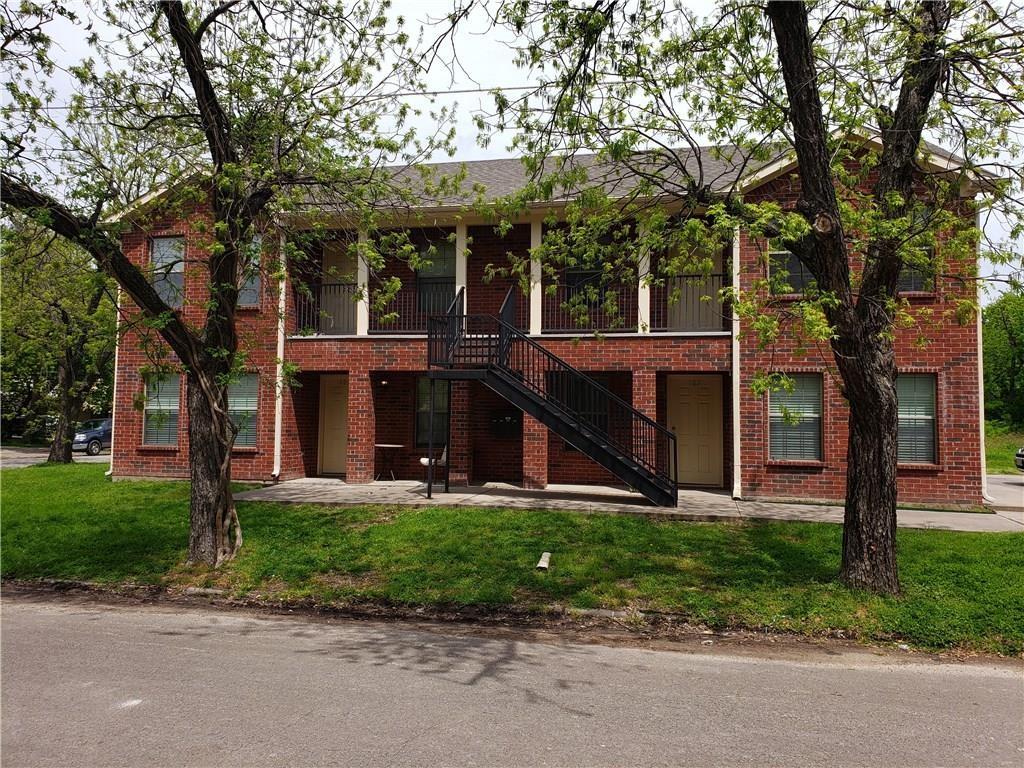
186,371,242,566
833,330,901,594
47,364,83,464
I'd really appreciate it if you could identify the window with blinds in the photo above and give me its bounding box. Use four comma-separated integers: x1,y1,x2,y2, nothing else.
238,235,262,307
229,374,259,448
897,374,936,463
897,257,935,293
143,375,180,445
769,248,814,294
769,374,823,461
151,237,185,308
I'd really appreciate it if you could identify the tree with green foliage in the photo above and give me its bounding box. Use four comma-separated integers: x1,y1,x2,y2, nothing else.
984,290,1024,426
1,1,455,565
468,0,1024,593
1,219,116,461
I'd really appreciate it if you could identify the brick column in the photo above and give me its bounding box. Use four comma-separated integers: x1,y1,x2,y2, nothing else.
346,371,375,483
633,369,656,418
632,369,660,476
448,381,471,485
522,415,548,489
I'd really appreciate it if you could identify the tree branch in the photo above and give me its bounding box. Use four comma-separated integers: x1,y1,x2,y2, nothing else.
0,172,200,365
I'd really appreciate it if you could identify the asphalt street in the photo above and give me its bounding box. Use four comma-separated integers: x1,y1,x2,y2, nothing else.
2,596,1021,767
0,447,109,469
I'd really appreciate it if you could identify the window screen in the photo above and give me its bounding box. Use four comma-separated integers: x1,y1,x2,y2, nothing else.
151,237,184,308
769,374,823,461
229,373,259,448
143,374,180,445
770,249,813,294
415,377,449,448
897,374,936,463
897,256,935,293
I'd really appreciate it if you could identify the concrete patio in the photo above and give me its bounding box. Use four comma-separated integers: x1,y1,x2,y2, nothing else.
235,478,1024,533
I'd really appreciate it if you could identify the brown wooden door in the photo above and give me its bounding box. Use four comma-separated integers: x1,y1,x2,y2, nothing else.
666,374,723,486
318,375,348,474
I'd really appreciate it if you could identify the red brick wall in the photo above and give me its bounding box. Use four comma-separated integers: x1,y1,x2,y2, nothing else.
737,172,983,505
112,200,281,481
467,224,530,324
111,175,981,506
469,382,523,483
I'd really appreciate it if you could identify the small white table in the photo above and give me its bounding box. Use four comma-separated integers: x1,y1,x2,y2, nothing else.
374,443,404,481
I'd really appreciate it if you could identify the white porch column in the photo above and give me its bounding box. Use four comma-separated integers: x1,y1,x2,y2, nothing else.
356,228,370,336
272,231,287,480
636,222,651,333
731,227,743,500
529,217,543,335
455,221,468,298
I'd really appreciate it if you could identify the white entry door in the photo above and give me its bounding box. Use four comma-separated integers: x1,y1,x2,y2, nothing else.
318,375,348,475
666,374,723,486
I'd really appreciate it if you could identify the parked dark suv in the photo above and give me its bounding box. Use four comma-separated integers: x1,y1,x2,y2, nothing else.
1015,445,1024,472
72,418,112,455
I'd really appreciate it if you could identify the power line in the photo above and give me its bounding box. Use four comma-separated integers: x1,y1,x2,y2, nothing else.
2,83,549,112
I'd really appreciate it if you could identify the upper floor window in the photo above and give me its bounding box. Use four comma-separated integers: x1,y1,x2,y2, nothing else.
150,236,185,308
143,374,180,445
897,374,936,464
898,205,938,294
229,373,259,448
416,240,456,315
769,374,823,461
238,235,262,308
564,266,605,300
897,261,935,293
769,248,814,295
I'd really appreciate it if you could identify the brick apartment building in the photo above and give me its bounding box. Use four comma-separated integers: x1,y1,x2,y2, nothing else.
109,138,988,507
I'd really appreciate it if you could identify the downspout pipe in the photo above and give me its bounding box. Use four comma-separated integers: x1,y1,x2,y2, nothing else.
731,228,743,499
105,288,122,479
271,230,287,482
976,207,994,503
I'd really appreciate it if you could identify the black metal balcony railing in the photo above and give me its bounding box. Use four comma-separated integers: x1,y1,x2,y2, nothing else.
541,283,638,334
294,282,358,335
295,275,730,336
650,273,730,333
370,280,455,334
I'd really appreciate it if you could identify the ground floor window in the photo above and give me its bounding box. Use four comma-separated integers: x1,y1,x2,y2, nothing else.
415,377,449,448
229,373,259,448
143,374,181,445
769,374,823,461
897,374,937,463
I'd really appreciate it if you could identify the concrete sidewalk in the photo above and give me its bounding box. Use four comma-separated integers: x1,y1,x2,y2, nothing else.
236,478,1024,532
987,474,1024,512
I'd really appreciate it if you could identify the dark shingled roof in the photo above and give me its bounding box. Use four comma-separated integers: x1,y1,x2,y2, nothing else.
301,143,784,211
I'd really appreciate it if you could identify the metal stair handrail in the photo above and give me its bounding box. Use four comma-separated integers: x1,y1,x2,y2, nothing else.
429,288,678,490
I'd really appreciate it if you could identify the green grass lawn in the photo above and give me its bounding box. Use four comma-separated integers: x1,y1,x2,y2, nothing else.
3,463,1022,654
986,420,1024,474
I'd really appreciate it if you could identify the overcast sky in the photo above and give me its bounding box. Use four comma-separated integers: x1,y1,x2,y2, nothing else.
29,0,1021,302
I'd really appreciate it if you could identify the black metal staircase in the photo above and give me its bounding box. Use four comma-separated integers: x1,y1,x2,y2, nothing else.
426,287,678,506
